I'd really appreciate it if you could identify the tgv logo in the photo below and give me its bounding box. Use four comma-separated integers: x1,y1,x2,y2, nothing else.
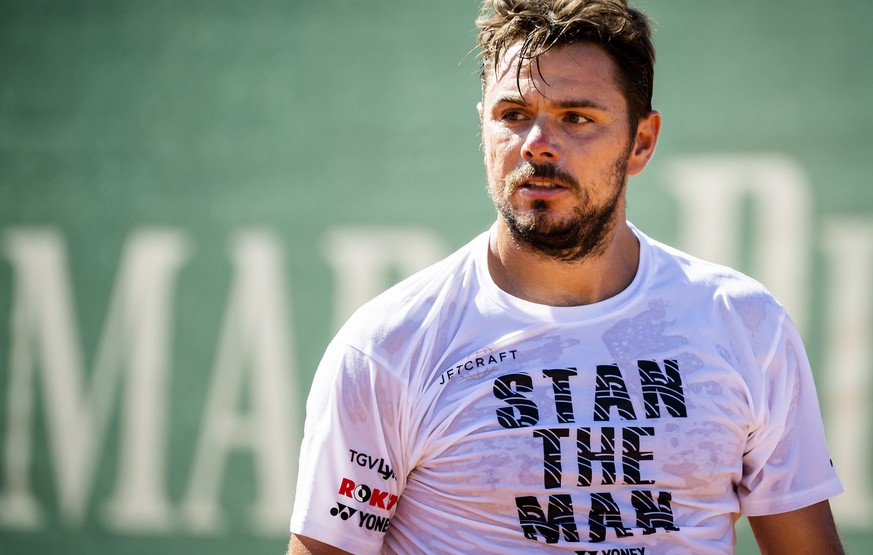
338,477,399,511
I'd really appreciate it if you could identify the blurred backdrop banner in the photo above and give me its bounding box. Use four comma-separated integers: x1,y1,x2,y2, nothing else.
1,1,871,553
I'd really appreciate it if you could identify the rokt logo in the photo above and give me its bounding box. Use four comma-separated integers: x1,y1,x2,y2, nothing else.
339,477,399,511
330,502,391,533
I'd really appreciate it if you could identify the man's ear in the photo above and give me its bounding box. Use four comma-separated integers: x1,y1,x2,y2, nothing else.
626,110,661,176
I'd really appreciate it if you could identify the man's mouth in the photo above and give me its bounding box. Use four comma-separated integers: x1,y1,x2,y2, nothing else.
522,179,564,189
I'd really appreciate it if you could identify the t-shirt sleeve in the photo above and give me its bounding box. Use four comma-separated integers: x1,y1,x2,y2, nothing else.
289,341,406,554
738,314,843,516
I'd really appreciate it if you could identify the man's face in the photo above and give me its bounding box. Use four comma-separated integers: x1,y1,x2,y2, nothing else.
479,42,655,261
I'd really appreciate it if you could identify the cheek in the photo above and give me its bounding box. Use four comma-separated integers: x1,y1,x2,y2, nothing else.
483,121,519,151
482,123,526,193
484,133,517,169
484,148,510,188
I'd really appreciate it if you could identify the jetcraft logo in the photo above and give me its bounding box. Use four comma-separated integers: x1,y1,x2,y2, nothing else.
338,477,399,511
330,503,391,533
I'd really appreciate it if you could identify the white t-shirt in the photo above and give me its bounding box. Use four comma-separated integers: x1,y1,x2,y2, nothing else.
290,224,842,554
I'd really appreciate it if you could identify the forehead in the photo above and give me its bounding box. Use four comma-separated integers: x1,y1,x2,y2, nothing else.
484,42,625,108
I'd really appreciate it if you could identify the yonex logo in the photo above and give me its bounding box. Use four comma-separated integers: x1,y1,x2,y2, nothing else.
330,502,390,533
330,503,357,520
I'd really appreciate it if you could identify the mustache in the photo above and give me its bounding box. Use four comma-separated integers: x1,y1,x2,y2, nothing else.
506,162,579,190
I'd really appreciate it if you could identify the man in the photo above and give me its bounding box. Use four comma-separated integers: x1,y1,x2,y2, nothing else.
288,0,845,553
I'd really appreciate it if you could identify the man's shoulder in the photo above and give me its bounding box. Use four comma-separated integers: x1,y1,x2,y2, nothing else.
643,237,793,347
643,232,779,305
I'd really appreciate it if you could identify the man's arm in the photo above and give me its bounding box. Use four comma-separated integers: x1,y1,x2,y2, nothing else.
747,500,844,554
286,534,354,555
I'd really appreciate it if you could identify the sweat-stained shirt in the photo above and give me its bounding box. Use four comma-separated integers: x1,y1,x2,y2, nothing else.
290,223,842,554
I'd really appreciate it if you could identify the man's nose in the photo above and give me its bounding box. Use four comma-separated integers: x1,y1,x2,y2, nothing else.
521,120,559,163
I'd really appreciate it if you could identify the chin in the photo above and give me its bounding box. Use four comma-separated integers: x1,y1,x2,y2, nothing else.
515,206,576,229
508,212,572,237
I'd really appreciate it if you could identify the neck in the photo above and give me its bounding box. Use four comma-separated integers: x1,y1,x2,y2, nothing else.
487,217,640,307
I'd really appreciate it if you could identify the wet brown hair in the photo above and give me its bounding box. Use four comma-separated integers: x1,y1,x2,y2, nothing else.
476,0,655,129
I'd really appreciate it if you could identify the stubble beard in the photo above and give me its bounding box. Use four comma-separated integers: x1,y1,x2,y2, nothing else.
490,156,629,263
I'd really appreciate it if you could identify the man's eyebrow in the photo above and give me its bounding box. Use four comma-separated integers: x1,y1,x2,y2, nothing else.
554,98,609,111
492,95,527,106
492,95,609,112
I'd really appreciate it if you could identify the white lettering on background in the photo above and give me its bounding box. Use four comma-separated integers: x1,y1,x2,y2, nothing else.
180,230,299,535
820,218,873,525
320,227,447,331
0,228,189,531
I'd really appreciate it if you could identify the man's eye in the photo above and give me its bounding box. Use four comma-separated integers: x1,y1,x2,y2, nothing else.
565,113,590,124
501,110,527,122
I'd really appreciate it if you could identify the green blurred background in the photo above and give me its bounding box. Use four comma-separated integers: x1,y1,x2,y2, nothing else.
1,0,871,553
